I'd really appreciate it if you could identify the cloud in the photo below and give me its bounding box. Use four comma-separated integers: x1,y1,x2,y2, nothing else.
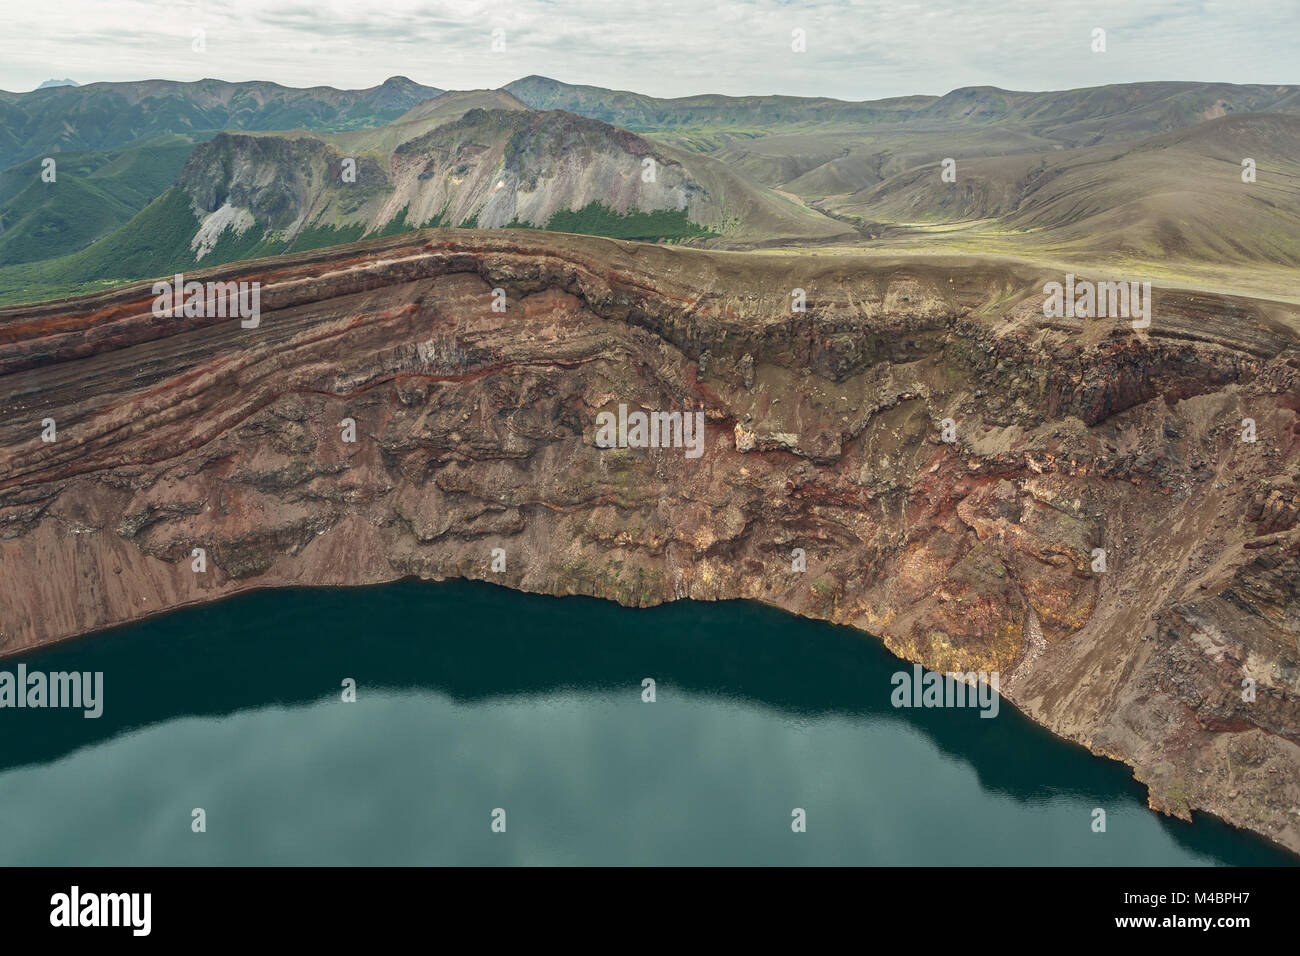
1,0,1296,97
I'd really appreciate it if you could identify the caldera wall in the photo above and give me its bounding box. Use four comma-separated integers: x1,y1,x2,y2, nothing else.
1,230,1298,853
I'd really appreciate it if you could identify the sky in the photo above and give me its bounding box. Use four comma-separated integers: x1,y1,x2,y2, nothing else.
1,0,1297,99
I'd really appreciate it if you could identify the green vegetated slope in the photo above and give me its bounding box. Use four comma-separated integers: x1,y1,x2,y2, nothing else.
0,77,454,273
0,192,710,305
532,203,711,240
0,76,444,169
0,134,207,266
0,187,401,304
0,188,201,302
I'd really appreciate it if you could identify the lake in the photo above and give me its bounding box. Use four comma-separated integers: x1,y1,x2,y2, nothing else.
0,579,1293,865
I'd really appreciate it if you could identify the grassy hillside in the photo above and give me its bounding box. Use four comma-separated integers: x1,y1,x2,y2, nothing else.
0,190,714,305
518,202,712,240
0,76,443,170
824,113,1300,269
509,76,1300,204
0,135,205,266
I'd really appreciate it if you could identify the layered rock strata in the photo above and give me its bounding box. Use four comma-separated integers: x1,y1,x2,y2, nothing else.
1,230,1298,852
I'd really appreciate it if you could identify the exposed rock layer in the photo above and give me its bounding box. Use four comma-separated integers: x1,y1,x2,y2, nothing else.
1,230,1298,853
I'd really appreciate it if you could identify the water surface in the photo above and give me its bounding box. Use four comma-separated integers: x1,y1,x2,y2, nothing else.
0,580,1292,865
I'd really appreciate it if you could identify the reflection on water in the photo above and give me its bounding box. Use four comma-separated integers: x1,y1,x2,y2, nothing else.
0,580,1293,865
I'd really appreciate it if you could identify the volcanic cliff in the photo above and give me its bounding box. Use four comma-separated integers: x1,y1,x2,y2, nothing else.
1,230,1298,853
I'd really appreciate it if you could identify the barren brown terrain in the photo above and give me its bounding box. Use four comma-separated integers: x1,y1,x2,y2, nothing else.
1,229,1298,853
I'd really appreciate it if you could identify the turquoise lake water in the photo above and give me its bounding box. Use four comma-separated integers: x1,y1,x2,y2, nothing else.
0,579,1293,865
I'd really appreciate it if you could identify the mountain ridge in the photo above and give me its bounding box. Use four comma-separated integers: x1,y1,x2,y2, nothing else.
0,75,445,170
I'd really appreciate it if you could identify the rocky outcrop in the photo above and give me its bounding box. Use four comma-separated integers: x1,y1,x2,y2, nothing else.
1,229,1298,853
172,103,848,255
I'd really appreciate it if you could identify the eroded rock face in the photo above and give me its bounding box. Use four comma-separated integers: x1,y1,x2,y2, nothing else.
1,229,1298,853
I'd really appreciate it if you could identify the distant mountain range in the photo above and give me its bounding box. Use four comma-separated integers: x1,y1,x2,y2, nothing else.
0,75,443,169
0,74,1297,305
505,75,1300,141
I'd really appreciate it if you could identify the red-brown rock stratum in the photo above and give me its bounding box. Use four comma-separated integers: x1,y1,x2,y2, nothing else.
1,230,1298,853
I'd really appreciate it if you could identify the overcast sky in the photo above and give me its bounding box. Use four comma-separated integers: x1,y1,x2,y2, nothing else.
2,0,1296,99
